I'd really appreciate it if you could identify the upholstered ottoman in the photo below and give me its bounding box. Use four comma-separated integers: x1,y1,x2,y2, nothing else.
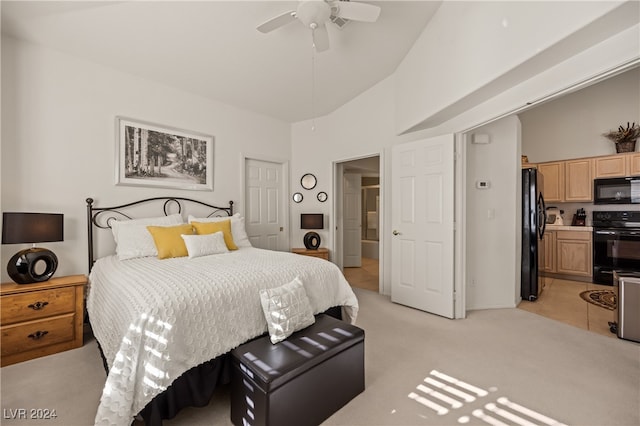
230,314,365,426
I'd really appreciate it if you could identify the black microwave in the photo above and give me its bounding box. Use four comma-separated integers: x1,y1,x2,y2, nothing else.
594,176,640,204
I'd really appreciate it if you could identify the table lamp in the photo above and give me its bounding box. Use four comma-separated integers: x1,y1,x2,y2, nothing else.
2,212,64,284
301,213,323,250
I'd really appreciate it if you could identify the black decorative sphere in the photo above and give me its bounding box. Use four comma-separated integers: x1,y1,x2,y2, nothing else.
7,247,58,284
303,232,321,250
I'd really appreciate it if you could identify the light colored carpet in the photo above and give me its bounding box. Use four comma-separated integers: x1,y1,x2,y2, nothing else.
2,288,639,426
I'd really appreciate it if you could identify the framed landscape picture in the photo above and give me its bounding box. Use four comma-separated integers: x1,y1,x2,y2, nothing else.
116,117,214,191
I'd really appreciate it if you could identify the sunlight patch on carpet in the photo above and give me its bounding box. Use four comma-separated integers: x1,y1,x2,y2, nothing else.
407,370,567,425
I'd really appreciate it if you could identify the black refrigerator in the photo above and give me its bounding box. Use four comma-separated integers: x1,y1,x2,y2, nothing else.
521,168,546,301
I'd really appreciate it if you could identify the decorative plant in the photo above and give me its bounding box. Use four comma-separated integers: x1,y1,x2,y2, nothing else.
603,122,640,144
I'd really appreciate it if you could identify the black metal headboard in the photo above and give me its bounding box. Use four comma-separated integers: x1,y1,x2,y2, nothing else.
86,197,233,273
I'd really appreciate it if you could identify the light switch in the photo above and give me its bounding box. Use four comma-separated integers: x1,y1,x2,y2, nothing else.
476,180,491,189
487,209,495,219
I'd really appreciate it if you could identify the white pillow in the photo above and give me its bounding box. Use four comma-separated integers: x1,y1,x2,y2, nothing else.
259,277,316,344
111,213,183,260
188,213,251,247
181,231,229,259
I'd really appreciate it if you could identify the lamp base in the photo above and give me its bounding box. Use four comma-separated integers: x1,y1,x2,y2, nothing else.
303,232,321,250
7,247,58,284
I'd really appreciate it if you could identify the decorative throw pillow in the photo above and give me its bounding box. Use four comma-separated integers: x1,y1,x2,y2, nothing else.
188,213,252,247
111,213,183,260
146,224,195,259
191,220,238,250
259,277,315,344
181,231,229,259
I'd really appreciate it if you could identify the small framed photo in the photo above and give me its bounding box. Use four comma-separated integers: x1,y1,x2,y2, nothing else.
116,117,214,191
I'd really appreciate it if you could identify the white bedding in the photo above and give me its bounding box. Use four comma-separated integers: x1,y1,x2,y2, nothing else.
87,247,358,426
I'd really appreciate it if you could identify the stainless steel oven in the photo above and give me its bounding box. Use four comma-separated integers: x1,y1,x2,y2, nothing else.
593,211,640,285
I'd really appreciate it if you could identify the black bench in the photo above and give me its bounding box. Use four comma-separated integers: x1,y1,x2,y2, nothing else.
230,314,365,426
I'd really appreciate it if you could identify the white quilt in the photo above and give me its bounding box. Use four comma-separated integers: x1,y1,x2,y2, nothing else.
87,247,359,426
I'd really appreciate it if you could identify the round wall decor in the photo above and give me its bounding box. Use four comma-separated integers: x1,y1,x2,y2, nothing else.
317,192,328,202
292,192,303,203
301,173,317,190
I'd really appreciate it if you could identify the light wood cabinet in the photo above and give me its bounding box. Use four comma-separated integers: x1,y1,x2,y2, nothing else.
564,158,593,201
594,155,627,178
540,228,592,280
538,162,564,202
537,159,592,202
629,153,640,175
1,275,87,367
540,230,556,274
555,231,592,277
536,152,640,201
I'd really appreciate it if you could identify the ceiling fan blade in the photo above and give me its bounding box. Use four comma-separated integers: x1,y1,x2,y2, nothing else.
256,10,297,33
313,24,330,52
333,1,381,22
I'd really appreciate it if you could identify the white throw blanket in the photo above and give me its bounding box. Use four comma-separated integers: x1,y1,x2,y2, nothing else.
87,247,358,426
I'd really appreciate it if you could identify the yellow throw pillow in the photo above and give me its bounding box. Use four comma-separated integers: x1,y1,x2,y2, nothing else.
192,220,238,250
146,224,195,259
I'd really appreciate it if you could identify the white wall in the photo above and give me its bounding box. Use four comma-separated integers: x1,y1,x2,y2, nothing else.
291,78,395,291
394,1,629,134
0,36,291,282
291,2,639,307
465,116,521,310
520,67,640,163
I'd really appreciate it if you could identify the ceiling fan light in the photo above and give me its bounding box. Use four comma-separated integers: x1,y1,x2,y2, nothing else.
296,0,331,28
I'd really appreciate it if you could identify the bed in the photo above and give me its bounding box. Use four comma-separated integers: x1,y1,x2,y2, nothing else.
85,197,359,426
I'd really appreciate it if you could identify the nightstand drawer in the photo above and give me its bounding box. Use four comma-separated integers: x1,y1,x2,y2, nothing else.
1,287,76,325
1,313,76,357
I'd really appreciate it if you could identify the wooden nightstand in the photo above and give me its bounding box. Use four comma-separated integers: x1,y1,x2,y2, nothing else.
1,274,87,367
291,248,329,260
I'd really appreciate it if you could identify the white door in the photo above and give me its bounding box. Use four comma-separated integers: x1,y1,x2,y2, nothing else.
343,173,362,267
244,158,286,251
391,135,455,318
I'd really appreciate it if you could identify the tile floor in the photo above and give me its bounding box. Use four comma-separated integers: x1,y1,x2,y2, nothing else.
344,259,616,338
517,277,616,338
343,257,379,292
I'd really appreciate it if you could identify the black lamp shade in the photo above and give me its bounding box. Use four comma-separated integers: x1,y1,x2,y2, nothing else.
2,212,63,284
2,213,64,244
301,213,323,230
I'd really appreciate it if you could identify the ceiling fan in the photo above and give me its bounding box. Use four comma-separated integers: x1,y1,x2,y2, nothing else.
257,0,381,52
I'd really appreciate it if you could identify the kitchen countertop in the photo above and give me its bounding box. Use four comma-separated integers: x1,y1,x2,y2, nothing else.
545,224,593,231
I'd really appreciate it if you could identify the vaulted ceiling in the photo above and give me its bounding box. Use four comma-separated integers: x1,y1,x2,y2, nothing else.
1,1,441,123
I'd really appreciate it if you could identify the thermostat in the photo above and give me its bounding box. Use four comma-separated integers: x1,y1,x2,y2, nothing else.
476,180,491,189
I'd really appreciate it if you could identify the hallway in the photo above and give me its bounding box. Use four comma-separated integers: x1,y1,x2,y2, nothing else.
343,257,379,292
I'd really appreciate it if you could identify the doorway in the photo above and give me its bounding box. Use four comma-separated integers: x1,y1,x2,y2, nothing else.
334,155,381,292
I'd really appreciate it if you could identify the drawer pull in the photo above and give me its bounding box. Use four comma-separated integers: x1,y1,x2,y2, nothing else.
28,331,49,340
28,301,49,310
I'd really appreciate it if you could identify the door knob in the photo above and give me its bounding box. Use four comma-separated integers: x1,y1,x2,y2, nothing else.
393,230,401,236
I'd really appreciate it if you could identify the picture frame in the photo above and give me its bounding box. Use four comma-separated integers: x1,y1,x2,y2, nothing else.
116,117,214,191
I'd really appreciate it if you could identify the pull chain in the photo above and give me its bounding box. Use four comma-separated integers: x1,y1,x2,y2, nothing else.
311,36,316,131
